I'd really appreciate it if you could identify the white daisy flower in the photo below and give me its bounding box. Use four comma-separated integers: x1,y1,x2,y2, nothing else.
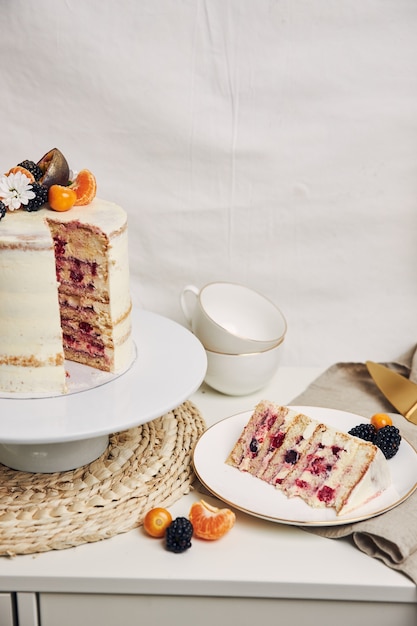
0,171,36,211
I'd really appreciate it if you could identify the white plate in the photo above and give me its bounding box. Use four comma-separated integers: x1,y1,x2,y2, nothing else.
0,309,207,445
193,406,417,526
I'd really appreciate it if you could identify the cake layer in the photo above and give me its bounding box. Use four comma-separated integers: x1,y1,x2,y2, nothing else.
55,258,108,297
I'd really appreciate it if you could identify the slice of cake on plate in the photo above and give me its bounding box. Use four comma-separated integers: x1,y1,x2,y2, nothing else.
226,400,391,515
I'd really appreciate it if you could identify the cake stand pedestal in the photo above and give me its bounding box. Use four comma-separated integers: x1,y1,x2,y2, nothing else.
0,310,207,473
0,437,110,474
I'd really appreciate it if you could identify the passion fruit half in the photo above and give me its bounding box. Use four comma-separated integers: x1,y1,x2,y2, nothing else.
37,148,70,189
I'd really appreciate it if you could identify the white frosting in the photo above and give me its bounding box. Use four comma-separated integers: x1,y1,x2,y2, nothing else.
337,447,391,515
0,221,66,393
0,199,133,394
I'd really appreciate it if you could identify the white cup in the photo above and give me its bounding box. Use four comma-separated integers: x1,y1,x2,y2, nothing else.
180,281,287,354
204,342,284,396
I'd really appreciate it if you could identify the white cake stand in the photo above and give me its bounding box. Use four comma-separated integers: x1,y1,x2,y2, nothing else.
0,310,207,473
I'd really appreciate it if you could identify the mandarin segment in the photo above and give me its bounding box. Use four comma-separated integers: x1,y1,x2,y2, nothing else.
189,499,236,540
5,165,35,182
70,169,97,205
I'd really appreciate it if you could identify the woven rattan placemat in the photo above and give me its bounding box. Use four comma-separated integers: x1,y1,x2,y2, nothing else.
0,400,205,556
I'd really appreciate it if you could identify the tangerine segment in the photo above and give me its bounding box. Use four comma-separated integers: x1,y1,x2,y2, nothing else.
5,166,35,182
189,500,236,541
143,507,173,538
70,169,97,205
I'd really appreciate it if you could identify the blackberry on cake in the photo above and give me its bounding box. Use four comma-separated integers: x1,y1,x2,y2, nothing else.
17,160,43,181
25,183,48,212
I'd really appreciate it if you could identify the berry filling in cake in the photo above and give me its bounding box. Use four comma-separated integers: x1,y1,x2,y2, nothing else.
47,218,129,372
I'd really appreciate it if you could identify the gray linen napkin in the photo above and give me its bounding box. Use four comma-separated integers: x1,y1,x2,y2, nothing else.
290,352,417,584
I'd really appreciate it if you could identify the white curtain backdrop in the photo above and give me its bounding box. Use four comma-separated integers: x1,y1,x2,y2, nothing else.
1,0,416,367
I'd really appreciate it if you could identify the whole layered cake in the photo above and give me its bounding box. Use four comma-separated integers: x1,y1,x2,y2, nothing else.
0,148,133,395
226,400,391,515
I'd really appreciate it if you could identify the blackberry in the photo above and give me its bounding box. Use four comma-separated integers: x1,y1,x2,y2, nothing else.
374,425,401,459
25,183,48,212
348,423,377,442
0,201,6,221
165,517,193,553
284,449,299,464
17,160,43,181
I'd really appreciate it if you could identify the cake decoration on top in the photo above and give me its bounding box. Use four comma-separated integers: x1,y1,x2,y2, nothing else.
0,148,97,218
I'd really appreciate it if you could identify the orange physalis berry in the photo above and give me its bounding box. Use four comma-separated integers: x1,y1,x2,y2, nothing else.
48,185,77,212
371,413,393,430
69,169,97,206
189,500,236,541
143,507,173,538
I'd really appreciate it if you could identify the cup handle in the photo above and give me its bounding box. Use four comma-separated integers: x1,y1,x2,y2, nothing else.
180,285,200,326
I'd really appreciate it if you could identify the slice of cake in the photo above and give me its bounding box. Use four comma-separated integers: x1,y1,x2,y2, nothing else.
226,401,391,515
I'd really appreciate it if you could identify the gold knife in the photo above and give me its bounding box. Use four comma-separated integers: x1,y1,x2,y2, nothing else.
366,361,417,426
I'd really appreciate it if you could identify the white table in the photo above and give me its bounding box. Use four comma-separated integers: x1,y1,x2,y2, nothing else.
0,367,416,626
